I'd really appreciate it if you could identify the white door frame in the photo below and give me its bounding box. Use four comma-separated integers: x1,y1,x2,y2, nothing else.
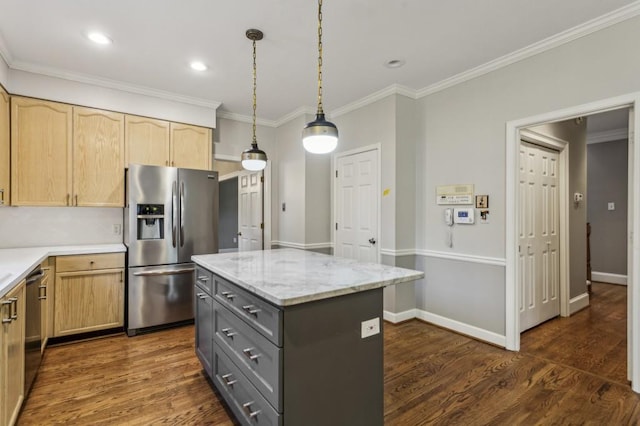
505,92,640,393
332,143,382,262
214,154,272,249
519,129,570,321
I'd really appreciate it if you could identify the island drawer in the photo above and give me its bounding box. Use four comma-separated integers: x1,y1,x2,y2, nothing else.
213,273,282,346
214,300,282,411
195,266,213,294
213,346,282,426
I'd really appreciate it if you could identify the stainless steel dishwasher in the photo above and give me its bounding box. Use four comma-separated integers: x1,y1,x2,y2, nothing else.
24,267,43,395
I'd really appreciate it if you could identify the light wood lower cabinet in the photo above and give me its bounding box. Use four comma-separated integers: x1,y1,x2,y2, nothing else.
1,279,25,426
54,254,124,337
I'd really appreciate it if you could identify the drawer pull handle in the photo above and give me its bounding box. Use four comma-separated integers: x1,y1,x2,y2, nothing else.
221,291,235,300
197,276,209,281
9,297,17,320
242,401,261,418
242,348,262,362
1,300,12,323
196,292,208,300
242,304,261,316
221,328,237,338
221,373,238,387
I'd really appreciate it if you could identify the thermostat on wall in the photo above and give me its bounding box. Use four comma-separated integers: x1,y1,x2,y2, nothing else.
453,208,475,224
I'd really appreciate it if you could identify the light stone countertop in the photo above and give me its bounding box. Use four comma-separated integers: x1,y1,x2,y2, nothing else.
0,243,126,298
192,248,425,307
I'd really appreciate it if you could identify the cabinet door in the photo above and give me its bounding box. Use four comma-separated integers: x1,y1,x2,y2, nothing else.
54,269,124,336
125,115,170,167
11,97,72,206
170,123,212,170
195,289,214,377
73,107,125,207
0,87,9,206
1,280,25,426
40,266,50,352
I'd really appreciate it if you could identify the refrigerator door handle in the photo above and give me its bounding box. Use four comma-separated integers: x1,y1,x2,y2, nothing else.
180,181,185,247
132,267,195,277
172,181,178,247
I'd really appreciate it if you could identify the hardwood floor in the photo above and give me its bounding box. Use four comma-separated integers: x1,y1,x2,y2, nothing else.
18,283,640,425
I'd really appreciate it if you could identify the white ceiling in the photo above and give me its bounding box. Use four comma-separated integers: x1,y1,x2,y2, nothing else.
0,0,637,122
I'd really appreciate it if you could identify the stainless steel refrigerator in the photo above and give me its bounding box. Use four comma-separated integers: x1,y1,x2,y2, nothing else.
125,164,218,336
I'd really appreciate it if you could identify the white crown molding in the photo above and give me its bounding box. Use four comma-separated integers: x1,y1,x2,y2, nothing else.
587,127,628,144
416,1,640,98
0,32,12,66
330,84,417,119
217,110,277,128
9,60,222,109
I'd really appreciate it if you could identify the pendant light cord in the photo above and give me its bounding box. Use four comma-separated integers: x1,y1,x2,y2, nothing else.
252,37,258,148
316,0,324,116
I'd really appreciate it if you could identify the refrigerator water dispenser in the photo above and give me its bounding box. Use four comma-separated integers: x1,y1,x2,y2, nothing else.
137,204,164,240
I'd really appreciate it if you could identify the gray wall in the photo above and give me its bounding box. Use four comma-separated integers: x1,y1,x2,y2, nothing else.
588,139,628,275
218,177,239,251
528,119,588,298
414,15,640,335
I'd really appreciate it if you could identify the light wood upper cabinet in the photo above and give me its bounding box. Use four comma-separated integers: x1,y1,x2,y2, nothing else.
0,87,9,207
11,97,72,206
125,115,170,167
170,123,212,170
73,107,125,207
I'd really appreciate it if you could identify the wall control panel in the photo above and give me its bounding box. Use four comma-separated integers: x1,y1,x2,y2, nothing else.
453,208,475,224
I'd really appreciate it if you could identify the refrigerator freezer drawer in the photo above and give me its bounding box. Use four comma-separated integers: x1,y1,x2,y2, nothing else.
127,264,195,335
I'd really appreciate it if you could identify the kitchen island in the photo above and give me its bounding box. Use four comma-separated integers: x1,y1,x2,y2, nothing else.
192,248,424,426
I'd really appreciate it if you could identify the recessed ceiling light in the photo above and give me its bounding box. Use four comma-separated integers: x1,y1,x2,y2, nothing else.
87,32,112,45
384,59,406,69
190,61,208,71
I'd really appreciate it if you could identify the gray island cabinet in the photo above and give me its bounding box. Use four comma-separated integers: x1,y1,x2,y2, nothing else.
192,249,424,426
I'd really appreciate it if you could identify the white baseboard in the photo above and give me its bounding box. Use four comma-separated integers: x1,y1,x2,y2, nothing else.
415,310,506,348
383,309,417,324
592,271,627,285
570,292,590,315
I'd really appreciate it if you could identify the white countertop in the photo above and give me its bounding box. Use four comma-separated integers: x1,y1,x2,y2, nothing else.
0,243,126,298
192,248,424,306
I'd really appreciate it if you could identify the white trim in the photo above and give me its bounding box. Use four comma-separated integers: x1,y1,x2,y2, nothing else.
416,1,640,98
505,92,640,393
383,309,417,324
587,128,628,144
0,32,12,65
416,249,506,267
263,162,272,251
519,130,571,318
569,292,591,314
214,153,242,162
332,144,382,263
415,310,506,348
380,248,415,257
271,241,333,250
592,271,628,285
218,170,242,182
274,106,316,127
331,84,417,118
217,110,277,128
9,60,222,110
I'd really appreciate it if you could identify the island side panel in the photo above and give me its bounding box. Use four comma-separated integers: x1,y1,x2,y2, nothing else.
282,288,384,426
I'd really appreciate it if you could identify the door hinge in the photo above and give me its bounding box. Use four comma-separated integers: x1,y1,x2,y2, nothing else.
335,170,338,178
335,223,338,231
260,176,264,183
260,223,264,230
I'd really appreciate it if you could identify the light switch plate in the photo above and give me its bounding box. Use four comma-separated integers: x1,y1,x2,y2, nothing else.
361,317,380,338
608,202,615,211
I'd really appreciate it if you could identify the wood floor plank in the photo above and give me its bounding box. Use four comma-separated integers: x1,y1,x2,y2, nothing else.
18,282,640,424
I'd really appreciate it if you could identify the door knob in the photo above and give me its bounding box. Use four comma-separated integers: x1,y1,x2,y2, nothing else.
238,232,242,236
369,238,376,245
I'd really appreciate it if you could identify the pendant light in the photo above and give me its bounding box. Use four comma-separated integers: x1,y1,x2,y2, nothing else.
302,0,338,154
241,29,268,171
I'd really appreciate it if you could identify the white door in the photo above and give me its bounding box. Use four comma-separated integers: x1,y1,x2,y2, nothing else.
238,171,263,251
519,141,560,332
335,149,378,262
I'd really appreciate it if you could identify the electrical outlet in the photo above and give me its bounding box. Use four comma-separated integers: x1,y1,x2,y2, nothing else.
112,224,122,235
233,237,237,243
361,317,380,338
608,202,615,211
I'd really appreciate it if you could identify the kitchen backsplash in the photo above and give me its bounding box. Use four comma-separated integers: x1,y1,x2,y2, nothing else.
0,207,123,248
